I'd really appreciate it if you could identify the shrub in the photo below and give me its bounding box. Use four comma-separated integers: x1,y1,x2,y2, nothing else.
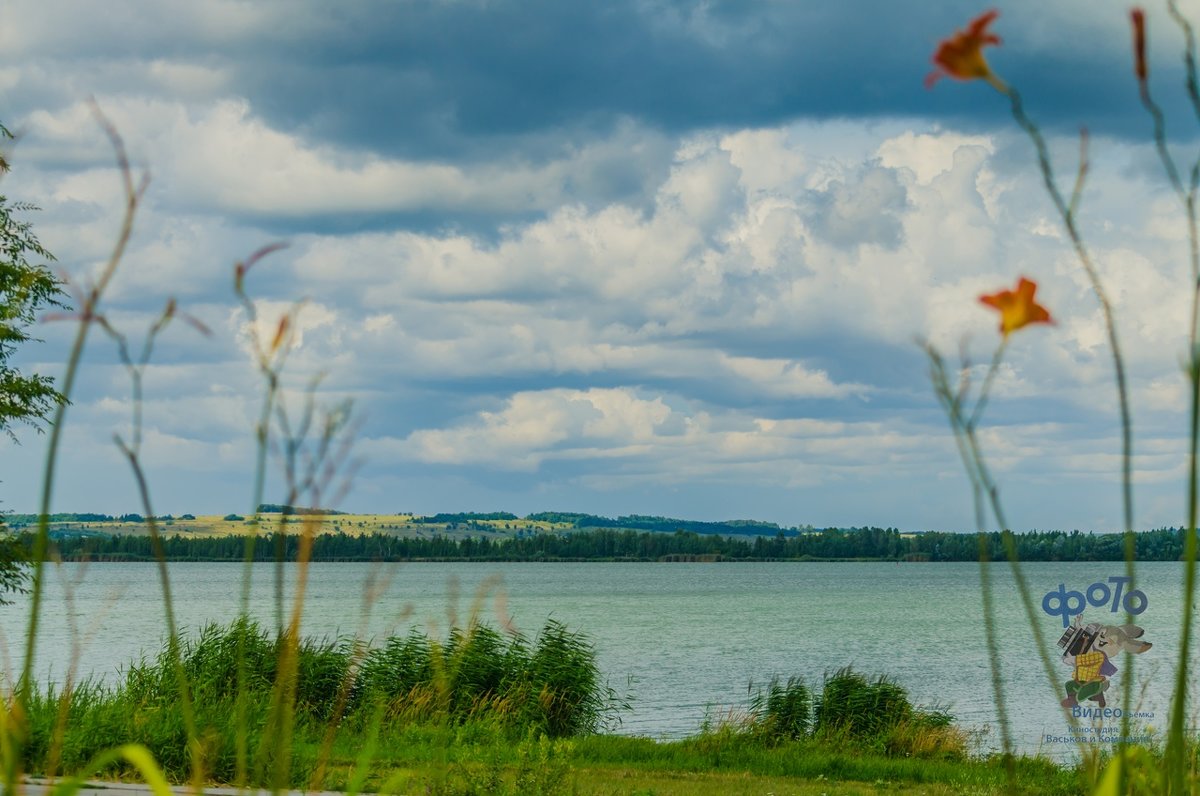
520,620,612,737
814,667,912,740
732,667,964,760
748,675,811,742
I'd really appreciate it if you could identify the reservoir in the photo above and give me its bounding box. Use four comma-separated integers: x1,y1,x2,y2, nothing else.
0,560,1188,755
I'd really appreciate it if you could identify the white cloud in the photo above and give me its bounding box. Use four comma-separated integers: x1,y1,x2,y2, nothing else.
16,99,673,221
3,101,1198,530
717,355,866,399
721,128,807,195
397,388,676,470
386,387,944,486
876,130,994,185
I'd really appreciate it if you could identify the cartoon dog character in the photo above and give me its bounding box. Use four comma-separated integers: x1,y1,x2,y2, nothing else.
1060,618,1151,709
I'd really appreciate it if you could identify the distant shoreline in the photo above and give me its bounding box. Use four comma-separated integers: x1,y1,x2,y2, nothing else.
16,524,1197,563
44,555,901,563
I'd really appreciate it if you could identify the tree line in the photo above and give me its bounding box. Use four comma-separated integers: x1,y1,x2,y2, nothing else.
27,526,1197,562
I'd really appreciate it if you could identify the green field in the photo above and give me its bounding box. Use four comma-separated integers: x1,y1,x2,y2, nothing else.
9,512,574,541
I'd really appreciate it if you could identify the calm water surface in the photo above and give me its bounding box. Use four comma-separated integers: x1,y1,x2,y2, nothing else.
0,561,1193,755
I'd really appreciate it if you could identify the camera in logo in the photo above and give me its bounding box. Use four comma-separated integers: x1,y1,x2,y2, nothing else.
1057,621,1101,656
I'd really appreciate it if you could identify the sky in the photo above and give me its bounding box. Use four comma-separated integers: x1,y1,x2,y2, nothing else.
1,0,1199,532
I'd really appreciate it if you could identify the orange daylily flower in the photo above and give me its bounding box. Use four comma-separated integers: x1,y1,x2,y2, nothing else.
979,277,1054,336
926,10,1005,91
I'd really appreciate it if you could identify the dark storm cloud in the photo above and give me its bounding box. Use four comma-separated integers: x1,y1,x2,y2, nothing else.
5,0,1179,164
210,0,1159,161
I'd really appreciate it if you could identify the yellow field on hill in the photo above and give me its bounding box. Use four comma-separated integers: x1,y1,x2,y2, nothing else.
29,513,573,540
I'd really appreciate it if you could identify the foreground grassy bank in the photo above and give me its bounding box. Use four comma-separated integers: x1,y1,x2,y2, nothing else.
31,720,1083,795
32,710,1085,795
17,618,1089,795
308,726,1082,796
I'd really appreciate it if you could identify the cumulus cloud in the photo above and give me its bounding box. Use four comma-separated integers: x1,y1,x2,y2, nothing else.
17,99,675,224
400,388,675,470
807,165,908,249
380,386,931,481
0,0,1171,183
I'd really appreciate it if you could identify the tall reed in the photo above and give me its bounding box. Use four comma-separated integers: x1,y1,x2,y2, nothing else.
1129,6,1200,790
6,106,151,795
0,105,372,795
925,6,1200,794
741,667,964,760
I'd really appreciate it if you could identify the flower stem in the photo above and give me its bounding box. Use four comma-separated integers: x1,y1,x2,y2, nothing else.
1004,87,1137,789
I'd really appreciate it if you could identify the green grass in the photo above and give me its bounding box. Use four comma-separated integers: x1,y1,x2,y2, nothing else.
305,725,1084,795
576,735,1080,793
15,619,1092,794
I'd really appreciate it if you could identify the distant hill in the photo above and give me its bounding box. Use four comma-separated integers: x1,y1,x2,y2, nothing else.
4,510,801,538
528,512,794,537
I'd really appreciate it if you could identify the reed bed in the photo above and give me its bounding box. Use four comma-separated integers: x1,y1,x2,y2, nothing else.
16,616,616,787
739,668,964,760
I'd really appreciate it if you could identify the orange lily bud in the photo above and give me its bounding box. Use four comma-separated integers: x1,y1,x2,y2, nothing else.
1131,9,1148,83
270,315,290,354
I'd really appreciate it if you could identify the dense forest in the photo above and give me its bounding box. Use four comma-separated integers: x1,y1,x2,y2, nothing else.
25,526,1196,562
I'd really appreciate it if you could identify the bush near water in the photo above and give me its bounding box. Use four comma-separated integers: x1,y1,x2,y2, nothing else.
22,617,618,783
732,668,962,759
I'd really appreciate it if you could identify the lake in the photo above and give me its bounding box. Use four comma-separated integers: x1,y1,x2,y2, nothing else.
0,560,1191,756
